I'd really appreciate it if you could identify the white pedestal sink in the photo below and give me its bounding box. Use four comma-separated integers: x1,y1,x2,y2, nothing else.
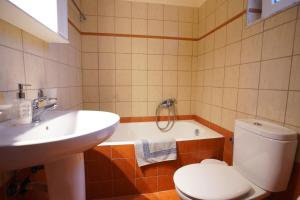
0,110,120,200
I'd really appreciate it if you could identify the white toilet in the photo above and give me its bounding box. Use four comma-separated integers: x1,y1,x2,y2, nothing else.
174,119,298,200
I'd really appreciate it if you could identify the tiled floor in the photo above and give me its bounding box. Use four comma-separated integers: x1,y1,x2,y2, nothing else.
100,190,180,200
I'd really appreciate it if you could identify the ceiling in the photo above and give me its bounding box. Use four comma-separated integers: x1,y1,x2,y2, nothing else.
127,0,206,7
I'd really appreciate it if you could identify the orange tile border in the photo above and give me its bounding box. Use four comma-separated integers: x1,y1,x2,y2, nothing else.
68,9,246,42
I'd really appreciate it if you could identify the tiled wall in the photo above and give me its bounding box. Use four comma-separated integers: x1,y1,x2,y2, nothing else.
192,0,300,135
0,0,83,191
80,0,199,117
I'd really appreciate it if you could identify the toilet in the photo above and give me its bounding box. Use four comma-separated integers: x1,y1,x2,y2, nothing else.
174,119,298,200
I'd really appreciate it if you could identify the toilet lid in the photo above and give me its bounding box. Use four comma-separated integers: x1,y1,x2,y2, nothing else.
174,164,252,200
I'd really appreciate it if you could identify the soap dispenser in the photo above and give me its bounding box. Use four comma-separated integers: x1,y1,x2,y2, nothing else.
13,83,32,124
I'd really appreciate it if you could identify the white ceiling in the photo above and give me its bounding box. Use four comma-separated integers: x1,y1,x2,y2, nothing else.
127,0,206,7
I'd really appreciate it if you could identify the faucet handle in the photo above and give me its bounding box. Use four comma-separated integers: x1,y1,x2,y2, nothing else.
37,89,45,98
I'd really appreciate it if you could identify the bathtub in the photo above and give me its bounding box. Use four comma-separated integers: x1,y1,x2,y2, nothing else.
85,120,225,198
100,120,223,146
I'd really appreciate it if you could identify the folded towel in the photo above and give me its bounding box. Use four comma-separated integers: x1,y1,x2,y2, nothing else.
134,138,177,167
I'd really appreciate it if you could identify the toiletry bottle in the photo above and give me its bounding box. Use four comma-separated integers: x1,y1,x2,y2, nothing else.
13,84,32,124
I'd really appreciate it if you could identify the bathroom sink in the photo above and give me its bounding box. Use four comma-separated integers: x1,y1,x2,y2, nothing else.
0,110,119,171
0,110,119,200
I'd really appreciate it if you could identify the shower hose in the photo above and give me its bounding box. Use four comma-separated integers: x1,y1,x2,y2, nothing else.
155,98,177,132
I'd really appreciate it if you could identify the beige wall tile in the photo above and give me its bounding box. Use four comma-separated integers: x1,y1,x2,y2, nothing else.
83,102,99,110
115,0,132,18
178,86,191,100
82,35,98,52
132,86,147,101
98,36,115,52
241,34,262,63
132,38,147,54
212,87,223,106
214,26,227,49
164,39,178,55
24,53,45,89
163,86,177,99
237,89,258,115
163,71,178,86
214,47,226,67
116,70,131,85
262,21,295,60
177,100,191,115
178,71,191,86
0,19,22,50
178,56,192,71
179,22,193,38
148,4,163,20
132,70,147,85
99,86,115,102
221,108,236,131
22,32,45,57
148,71,162,85
0,46,25,91
225,42,241,66
99,53,116,69
290,55,300,90
179,7,194,22
116,102,132,117
115,17,132,34
286,91,300,127
227,17,242,44
148,86,162,101
83,87,99,102
264,6,297,30
81,0,97,15
132,54,147,70
178,41,193,55
98,0,115,16
222,88,238,110
164,5,178,21
148,55,162,70
215,2,227,26
239,62,260,89
242,20,263,39
98,16,115,33
116,37,131,53
148,39,163,54
227,0,244,18
132,102,148,116
163,55,177,70
132,2,148,19
148,20,163,36
224,65,239,88
212,68,225,87
99,70,115,86
116,53,132,69
100,102,116,112
82,53,98,69
116,86,132,101
132,19,148,35
257,90,288,123
260,57,291,90
164,21,179,37
82,70,98,86
294,19,300,55
81,16,97,32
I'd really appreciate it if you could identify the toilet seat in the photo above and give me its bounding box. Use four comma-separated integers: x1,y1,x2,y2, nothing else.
174,163,253,200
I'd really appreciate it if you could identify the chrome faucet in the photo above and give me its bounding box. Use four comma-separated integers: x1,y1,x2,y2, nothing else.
32,89,57,123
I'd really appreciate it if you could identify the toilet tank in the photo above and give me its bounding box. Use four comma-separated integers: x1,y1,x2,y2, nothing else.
233,119,298,192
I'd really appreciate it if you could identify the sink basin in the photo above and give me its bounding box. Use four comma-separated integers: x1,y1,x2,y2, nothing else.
0,110,120,200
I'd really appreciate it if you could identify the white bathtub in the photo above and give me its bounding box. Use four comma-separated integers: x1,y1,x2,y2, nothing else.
100,120,223,146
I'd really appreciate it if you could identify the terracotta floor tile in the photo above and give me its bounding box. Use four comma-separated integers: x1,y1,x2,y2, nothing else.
157,190,180,200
